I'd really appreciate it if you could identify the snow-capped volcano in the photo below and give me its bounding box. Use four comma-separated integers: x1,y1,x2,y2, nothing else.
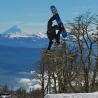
1,25,24,38
3,25,22,34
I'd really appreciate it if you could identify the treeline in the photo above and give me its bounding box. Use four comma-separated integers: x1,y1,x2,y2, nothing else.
38,12,98,97
0,85,43,98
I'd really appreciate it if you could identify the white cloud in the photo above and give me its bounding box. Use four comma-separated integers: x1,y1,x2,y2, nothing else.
19,78,32,85
32,84,41,90
32,79,41,84
19,78,41,91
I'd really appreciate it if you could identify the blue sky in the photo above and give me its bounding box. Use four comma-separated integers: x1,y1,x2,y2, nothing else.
0,0,98,33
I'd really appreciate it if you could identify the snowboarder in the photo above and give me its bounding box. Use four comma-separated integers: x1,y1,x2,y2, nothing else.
47,5,67,50
50,5,67,38
47,21,60,50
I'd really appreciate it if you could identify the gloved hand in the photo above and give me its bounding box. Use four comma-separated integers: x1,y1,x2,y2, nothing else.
61,31,67,38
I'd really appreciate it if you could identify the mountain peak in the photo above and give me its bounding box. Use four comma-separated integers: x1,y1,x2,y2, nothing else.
3,25,22,34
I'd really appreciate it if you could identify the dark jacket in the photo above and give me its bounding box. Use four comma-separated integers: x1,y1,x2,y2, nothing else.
48,14,66,33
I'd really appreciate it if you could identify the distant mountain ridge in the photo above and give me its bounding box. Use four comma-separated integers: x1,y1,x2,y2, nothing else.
1,25,47,38
0,25,48,48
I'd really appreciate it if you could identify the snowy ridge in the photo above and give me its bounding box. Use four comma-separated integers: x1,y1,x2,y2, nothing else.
2,32,32,38
1,31,47,39
32,32,47,39
1,25,47,39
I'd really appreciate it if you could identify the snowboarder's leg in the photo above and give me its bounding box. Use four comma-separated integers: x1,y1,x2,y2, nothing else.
55,30,62,48
47,30,54,50
55,33,60,45
47,40,53,50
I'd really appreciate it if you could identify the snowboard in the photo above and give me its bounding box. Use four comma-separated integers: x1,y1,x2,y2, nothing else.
50,5,67,38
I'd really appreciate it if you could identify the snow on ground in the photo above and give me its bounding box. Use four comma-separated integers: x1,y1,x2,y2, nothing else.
45,93,98,98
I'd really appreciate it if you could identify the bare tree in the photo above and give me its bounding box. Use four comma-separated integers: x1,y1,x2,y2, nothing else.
69,12,97,92
38,12,98,95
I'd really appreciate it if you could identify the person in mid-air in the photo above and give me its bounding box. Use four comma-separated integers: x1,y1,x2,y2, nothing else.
47,5,67,50
49,5,66,36
47,21,60,50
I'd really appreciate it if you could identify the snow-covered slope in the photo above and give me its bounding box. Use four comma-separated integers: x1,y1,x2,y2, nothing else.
45,93,98,98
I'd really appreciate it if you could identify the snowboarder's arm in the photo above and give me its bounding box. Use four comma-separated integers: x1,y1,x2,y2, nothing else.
48,15,56,25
